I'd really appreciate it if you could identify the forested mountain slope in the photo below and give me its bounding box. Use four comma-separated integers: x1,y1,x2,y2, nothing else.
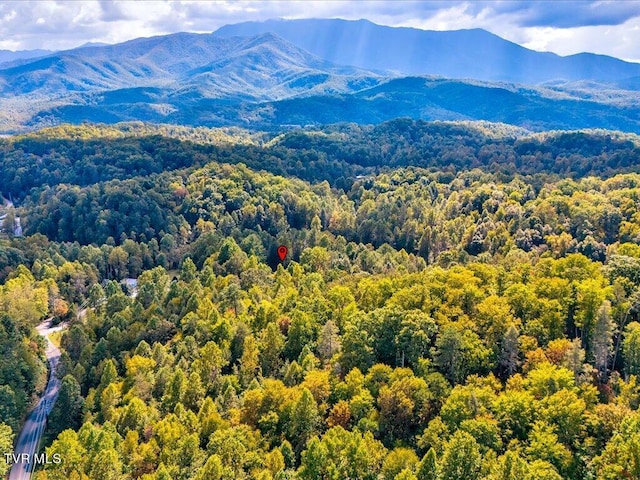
1,120,638,204
1,122,640,479
20,77,640,134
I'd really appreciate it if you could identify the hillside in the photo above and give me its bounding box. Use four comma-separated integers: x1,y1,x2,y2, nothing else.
18,76,640,135
2,120,638,207
1,122,640,479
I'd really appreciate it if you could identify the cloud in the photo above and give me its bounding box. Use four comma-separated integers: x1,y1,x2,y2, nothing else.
496,1,640,28
99,0,130,22
0,1,638,63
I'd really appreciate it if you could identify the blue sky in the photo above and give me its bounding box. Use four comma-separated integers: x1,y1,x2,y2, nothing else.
1,1,639,62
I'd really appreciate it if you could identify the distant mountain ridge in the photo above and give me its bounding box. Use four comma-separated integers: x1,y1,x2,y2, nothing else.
214,18,640,84
1,20,639,134
34,76,640,135
0,48,53,66
0,31,380,98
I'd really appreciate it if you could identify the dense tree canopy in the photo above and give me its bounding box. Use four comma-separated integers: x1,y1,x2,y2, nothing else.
0,121,639,479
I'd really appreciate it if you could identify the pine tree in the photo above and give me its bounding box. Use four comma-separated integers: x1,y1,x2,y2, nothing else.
259,322,285,377
161,369,186,413
491,451,529,480
280,440,296,469
317,320,342,362
416,448,438,480
48,375,84,438
155,463,172,480
180,257,197,282
88,447,123,480
183,371,205,412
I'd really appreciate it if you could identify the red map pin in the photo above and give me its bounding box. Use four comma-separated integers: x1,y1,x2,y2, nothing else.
277,245,288,262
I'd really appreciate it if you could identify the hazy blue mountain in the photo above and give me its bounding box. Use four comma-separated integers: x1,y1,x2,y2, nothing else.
254,77,640,132
1,27,639,134
32,76,640,134
76,42,111,48
0,31,379,98
0,49,53,65
613,76,640,90
214,18,640,84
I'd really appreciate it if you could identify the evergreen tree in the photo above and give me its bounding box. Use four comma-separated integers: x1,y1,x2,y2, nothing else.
416,448,438,480
48,375,84,438
317,320,342,362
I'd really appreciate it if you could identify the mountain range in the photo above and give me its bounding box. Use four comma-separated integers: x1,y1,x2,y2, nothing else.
215,18,640,85
0,48,53,65
1,18,639,134
0,32,379,97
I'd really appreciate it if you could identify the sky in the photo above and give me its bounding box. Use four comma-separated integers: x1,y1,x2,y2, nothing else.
0,0,639,62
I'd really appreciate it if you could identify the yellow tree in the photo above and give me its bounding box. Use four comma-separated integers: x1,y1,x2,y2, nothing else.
0,266,48,325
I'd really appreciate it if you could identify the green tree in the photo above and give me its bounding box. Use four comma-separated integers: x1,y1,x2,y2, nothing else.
48,375,84,438
416,448,438,480
382,448,419,480
434,326,490,384
317,320,342,362
624,322,640,378
439,431,482,480
161,369,186,413
0,268,49,325
239,334,260,387
592,300,614,382
288,388,319,454
180,257,197,283
183,371,205,412
488,451,529,480
107,246,129,279
259,322,285,377
525,422,572,476
194,454,224,480
340,320,375,373
299,426,386,480
88,447,123,480
0,423,13,477
117,397,149,437
592,413,640,480
44,429,87,479
0,386,19,432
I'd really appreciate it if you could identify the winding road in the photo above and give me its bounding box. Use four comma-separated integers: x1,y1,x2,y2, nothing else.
8,320,65,480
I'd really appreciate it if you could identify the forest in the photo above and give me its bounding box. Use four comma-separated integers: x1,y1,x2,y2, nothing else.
1,120,640,479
